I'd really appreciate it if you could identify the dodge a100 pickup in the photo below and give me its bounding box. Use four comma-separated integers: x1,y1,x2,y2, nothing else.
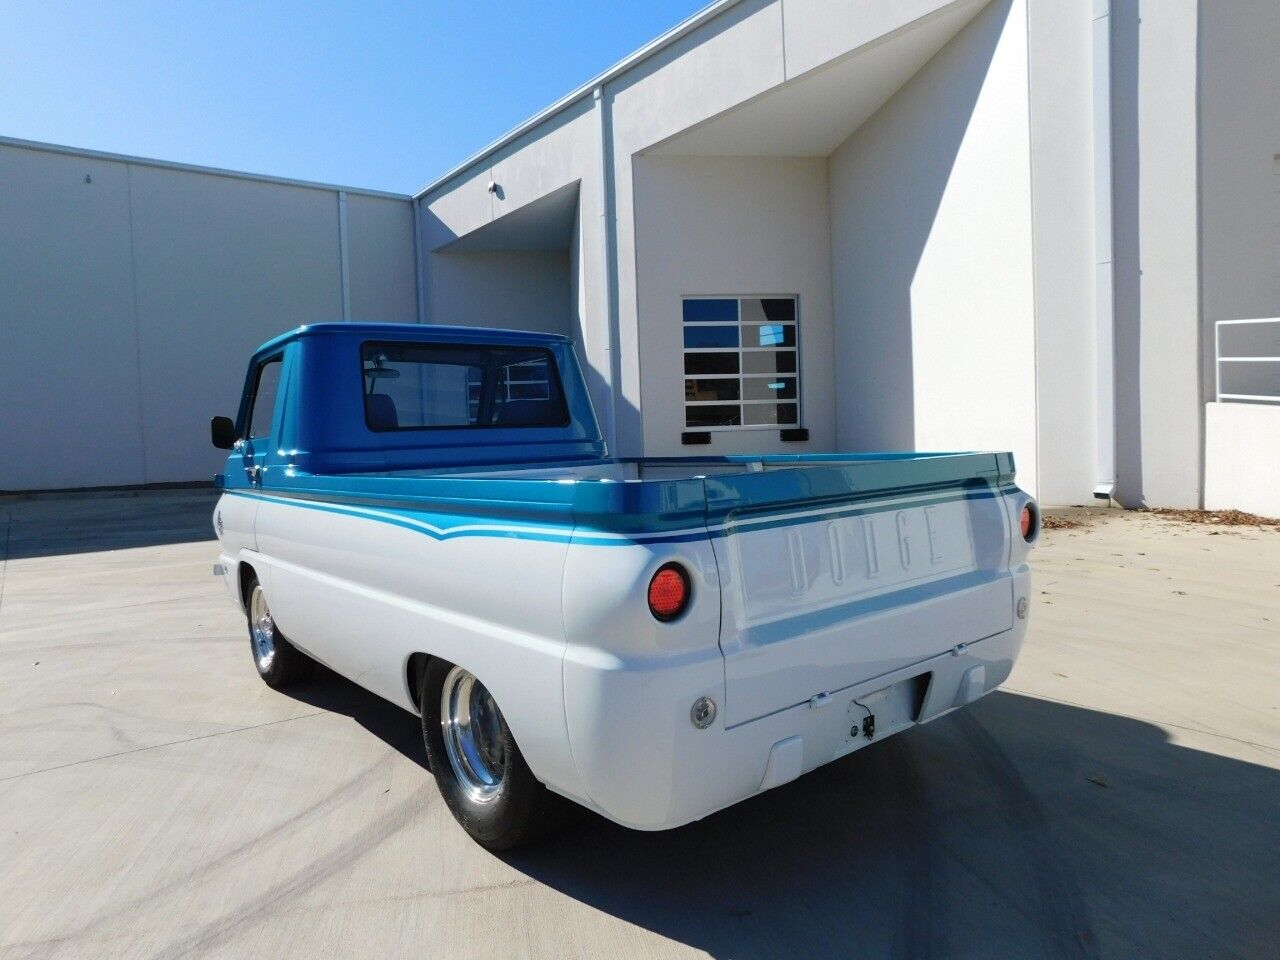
210,322,1037,849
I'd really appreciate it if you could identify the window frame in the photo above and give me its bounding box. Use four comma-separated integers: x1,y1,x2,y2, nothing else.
241,354,284,441
358,340,571,433
681,295,802,432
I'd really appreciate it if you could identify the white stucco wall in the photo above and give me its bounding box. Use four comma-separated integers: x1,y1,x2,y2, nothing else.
1204,402,1280,519
632,156,835,456
1109,0,1202,507
0,141,415,491
828,0,1039,495
1025,0,1096,505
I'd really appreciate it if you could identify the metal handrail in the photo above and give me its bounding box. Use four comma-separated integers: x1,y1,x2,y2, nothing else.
1215,318,1280,403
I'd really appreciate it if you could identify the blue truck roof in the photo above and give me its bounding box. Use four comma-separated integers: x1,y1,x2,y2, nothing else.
235,322,605,474
251,322,571,360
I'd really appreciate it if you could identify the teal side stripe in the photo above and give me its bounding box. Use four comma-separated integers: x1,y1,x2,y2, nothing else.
229,483,1014,547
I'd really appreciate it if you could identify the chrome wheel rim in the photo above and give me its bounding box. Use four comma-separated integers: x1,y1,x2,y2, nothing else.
249,586,276,673
440,666,507,803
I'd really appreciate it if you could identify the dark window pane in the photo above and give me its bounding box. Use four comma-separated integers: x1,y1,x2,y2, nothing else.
740,298,796,324
685,378,740,402
744,324,796,348
743,403,799,426
742,350,796,375
683,298,738,323
684,326,739,348
685,352,739,375
686,404,742,427
247,359,282,439
743,376,797,401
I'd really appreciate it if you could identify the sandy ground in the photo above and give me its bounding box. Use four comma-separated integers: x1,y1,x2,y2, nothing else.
1,491,1277,959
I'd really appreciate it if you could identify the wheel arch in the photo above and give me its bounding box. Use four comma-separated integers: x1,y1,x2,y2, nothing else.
405,652,431,714
237,560,258,614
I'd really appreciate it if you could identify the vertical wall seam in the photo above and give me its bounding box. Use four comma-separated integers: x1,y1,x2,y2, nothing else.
1091,0,1117,500
1022,0,1042,500
1192,0,1206,506
779,0,788,79
123,163,150,485
337,191,351,321
594,84,621,453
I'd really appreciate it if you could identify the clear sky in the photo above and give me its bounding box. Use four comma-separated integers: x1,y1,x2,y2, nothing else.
0,0,707,194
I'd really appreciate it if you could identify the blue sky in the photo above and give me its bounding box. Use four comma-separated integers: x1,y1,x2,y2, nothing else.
0,0,706,194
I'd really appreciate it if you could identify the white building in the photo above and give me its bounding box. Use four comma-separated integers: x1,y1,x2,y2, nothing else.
4,0,1280,511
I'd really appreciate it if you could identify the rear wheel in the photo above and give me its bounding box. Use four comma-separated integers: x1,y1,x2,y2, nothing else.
244,576,309,689
420,658,571,849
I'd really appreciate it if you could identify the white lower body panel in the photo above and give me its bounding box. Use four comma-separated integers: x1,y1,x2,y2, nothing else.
562,568,1029,830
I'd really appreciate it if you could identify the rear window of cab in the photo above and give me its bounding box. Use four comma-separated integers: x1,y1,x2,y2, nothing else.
359,341,570,431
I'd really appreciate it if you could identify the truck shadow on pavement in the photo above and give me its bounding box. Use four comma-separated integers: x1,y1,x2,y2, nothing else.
499,691,1278,960
280,668,1278,960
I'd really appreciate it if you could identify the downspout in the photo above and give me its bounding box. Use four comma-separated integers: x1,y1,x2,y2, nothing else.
412,196,426,324
1092,0,1117,499
594,84,621,454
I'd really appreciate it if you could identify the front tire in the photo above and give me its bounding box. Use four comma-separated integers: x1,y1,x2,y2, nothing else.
244,576,309,689
420,658,569,850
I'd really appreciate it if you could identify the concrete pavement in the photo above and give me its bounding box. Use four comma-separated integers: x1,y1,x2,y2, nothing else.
1,492,1277,959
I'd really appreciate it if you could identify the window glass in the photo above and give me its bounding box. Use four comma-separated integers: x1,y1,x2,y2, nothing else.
743,376,797,401
744,403,799,426
685,379,741,402
683,298,738,323
742,351,796,375
744,324,796,348
247,358,282,439
681,296,800,432
686,404,742,428
685,353,739,376
683,326,739,349
361,342,568,431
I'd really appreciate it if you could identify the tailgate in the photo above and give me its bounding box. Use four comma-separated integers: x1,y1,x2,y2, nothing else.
706,455,1014,727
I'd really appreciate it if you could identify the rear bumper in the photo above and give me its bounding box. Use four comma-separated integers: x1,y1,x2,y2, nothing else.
559,569,1029,830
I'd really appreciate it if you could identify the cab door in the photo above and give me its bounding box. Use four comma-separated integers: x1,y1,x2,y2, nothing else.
239,354,284,494
218,353,284,561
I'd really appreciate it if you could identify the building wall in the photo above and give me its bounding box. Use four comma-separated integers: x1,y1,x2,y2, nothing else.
632,156,835,456
828,0,1040,495
1198,0,1280,381
346,194,419,321
1204,403,1280,518
1109,0,1202,507
1025,0,1097,505
0,141,415,491
422,250,572,336
417,100,609,432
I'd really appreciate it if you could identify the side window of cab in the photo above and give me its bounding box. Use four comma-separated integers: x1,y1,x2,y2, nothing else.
244,357,283,441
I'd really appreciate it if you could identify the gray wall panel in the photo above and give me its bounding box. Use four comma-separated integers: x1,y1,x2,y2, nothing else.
128,165,345,485
0,145,146,489
346,194,417,322
1,141,415,491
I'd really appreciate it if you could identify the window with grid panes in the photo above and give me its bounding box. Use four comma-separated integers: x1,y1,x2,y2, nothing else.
682,296,799,430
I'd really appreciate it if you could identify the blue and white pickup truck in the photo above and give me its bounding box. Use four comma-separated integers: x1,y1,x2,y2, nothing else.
211,322,1037,849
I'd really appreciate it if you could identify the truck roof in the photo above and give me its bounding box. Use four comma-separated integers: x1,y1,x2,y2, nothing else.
251,322,571,359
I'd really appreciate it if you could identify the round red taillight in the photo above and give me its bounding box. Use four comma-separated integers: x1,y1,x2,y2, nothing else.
648,564,691,621
1020,503,1037,541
